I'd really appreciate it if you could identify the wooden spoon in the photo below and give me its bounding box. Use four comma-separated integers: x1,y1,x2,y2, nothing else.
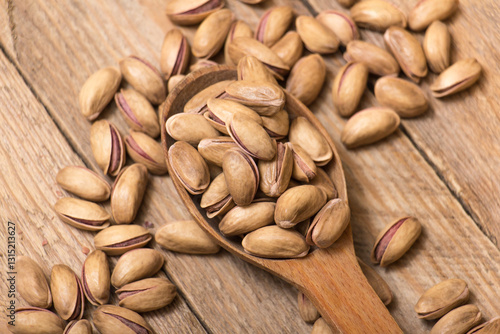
161,65,402,333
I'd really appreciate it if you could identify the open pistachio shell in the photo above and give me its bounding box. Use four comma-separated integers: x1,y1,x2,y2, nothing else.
90,120,126,176
467,317,500,334
298,292,320,323
332,61,368,117
275,185,327,228
167,113,220,145
306,198,350,248
111,249,164,288
64,320,93,334
125,131,168,175
166,0,225,26
222,148,259,206
224,80,285,117
8,307,65,334
115,89,160,138
289,116,332,166
169,141,210,195
79,67,121,121
160,29,190,80
82,250,110,306
94,224,152,256
237,55,278,85
93,305,153,334
430,58,482,98
198,136,238,166
184,80,234,114
270,31,304,68
415,279,469,319
258,142,293,197
430,305,482,334
316,10,359,46
344,40,400,77
255,6,294,47
156,220,221,254
56,166,111,202
200,172,235,218
119,56,166,105
219,202,276,236
17,256,52,309
291,143,317,183
351,0,407,31
310,168,337,200
50,264,85,321
205,98,262,134
117,278,177,313
54,197,110,231
261,109,289,139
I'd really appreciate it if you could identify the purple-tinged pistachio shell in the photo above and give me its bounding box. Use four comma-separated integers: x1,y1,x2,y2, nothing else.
90,120,126,176
125,131,167,175
255,6,294,47
115,89,160,138
222,148,259,206
160,29,190,80
54,197,110,231
93,305,153,334
50,264,85,321
81,250,110,306
94,225,152,256
119,56,166,105
169,141,210,195
166,0,225,26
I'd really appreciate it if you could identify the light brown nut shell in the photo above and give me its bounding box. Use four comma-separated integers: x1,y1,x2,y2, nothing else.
270,31,304,68
316,10,359,46
408,0,459,31
167,113,220,145
111,249,164,288
222,148,259,206
160,29,190,80
119,56,166,105
115,89,160,138
225,20,254,66
312,317,338,334
374,76,428,118
166,0,225,26
50,264,85,321
310,168,337,200
357,258,392,305
117,277,177,313
90,120,126,176
430,58,482,98
81,250,110,306
306,198,350,248
198,136,238,166
93,305,153,334
192,9,234,59
125,131,168,175
286,54,326,106
237,55,278,85
79,67,121,121
430,305,482,334
423,21,451,74
467,317,500,334
184,80,234,114
289,116,332,166
94,225,152,256
200,172,235,218
350,0,407,31
298,292,320,323
156,220,220,254
17,256,52,309
415,279,469,319
219,202,276,236
332,61,368,117
275,185,327,228
54,197,110,231
64,320,93,334
169,141,210,195
224,80,285,117
56,166,110,202
258,142,293,197
255,6,294,47
290,143,317,183
8,307,65,334
296,16,339,54
261,109,290,139
344,40,400,77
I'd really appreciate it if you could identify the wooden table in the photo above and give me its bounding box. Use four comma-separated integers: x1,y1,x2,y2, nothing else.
0,0,499,333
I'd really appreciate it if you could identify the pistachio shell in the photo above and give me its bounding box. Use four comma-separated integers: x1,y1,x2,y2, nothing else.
415,279,469,319
193,9,234,58
166,113,220,145
166,0,225,26
190,59,219,72
286,54,326,106
258,142,293,197
298,292,320,323
54,197,110,231
125,131,167,175
117,278,177,313
111,164,149,224
17,256,52,309
219,202,276,236
119,56,166,105
430,58,482,98
275,185,327,228
431,305,482,334
8,307,65,334
237,55,278,85
93,305,153,334
242,225,310,258
306,198,350,248
115,89,160,138
222,148,259,206
198,136,238,166
184,80,234,114
291,143,317,183
408,0,459,31
94,225,152,256
200,172,235,218
160,29,190,80
357,258,392,306
344,40,400,77
224,80,285,117
90,120,126,176
312,317,338,334
270,31,304,68
316,10,359,46
82,250,110,306
168,74,186,93
296,16,339,54
289,116,333,166
423,21,451,73
332,61,368,117
224,20,254,66
56,166,111,202
310,168,337,200
50,264,85,321
261,109,290,139
79,67,121,121
338,0,357,7
169,141,210,195
111,249,164,288
375,76,428,117
205,98,262,134
351,0,407,31
255,6,294,47
64,320,93,334
467,317,500,334
156,220,220,254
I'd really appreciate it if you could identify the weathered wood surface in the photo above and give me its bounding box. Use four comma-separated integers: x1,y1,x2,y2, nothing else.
0,0,499,333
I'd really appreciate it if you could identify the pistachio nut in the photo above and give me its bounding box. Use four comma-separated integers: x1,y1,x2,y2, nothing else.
415,279,469,319
156,220,220,254
81,250,110,306
166,0,224,26
357,257,392,306
237,55,278,85
255,6,294,47
56,166,111,202
160,29,190,80
261,108,289,139
111,163,149,224
291,143,317,183
125,131,167,175
54,197,110,231
341,107,400,149
222,148,259,206
242,225,310,258
219,202,275,236
350,0,406,31
312,317,338,334
430,58,482,98
7,307,65,334
344,40,400,77
79,67,121,121
190,59,219,72
93,305,153,334
192,9,234,58
374,76,428,117
169,141,210,195
431,305,482,334
90,120,126,176
94,225,152,256
228,37,290,80
50,264,85,321
295,218,312,237
306,198,350,248
205,98,262,134
258,142,293,197
408,0,459,31
316,10,359,46
296,16,339,54
168,74,186,93
184,80,234,113
332,61,368,117
117,277,177,313
224,80,285,117
371,216,422,266
64,320,93,334
310,168,337,200
224,20,253,66
298,292,320,323
111,248,164,288
119,56,166,105
270,31,304,68
289,116,333,166
286,54,326,106
467,317,500,334
17,256,52,309
198,136,238,166
423,21,451,73
338,0,357,7
115,89,160,138
275,185,327,228
208,163,223,180
200,172,235,218
166,113,220,145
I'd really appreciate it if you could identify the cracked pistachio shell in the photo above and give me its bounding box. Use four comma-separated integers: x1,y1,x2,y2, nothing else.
115,89,160,138
125,131,167,175
160,29,190,80
341,107,400,149
275,185,327,228
408,0,459,31
286,54,326,106
64,320,92,334
332,61,368,117
424,21,451,73
79,67,121,121
94,225,152,256
90,120,126,176
198,136,238,166
289,116,333,166
312,318,338,334
384,26,427,83
228,37,290,80
117,278,177,313
357,258,393,306
225,20,254,66
119,56,166,105
310,168,337,200
467,317,500,334
166,113,220,145
56,166,111,202
200,172,235,218
261,109,289,139
270,31,304,68
242,225,310,258
345,40,400,77
111,164,148,224
184,80,234,113
193,9,234,59
316,10,359,46
307,198,350,248
225,80,285,117
431,305,482,334
219,202,275,236
298,292,320,323
169,141,210,195
17,256,52,309
156,220,220,254
222,148,259,206
81,250,110,306
93,305,153,334
111,249,164,288
166,0,225,26
54,197,110,231
237,55,277,85
375,76,428,117
168,74,186,93
205,98,262,134
50,264,85,321
371,217,421,266
430,58,482,98
227,112,277,161
351,0,406,31
291,143,317,183
258,142,293,197
415,279,469,320
255,6,294,47
8,307,65,334
296,16,339,54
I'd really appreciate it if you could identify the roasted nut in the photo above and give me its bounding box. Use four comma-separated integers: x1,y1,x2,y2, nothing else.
54,197,110,231
344,40,400,77
200,172,235,218
93,305,153,334
242,225,310,258
50,264,85,321
316,10,359,46
375,76,428,117
312,317,338,334
291,143,316,183
431,305,482,334
237,55,278,85
261,109,290,139
94,225,152,256
166,0,225,26
160,29,190,80
111,164,148,224
193,9,234,58
332,61,369,117
306,198,350,248
79,67,121,121
408,0,459,31
225,20,253,66
275,185,327,228
90,120,126,176
222,148,259,206
184,80,234,113
415,279,469,319
117,278,177,313
125,131,167,175
168,74,186,92
156,220,220,254
423,21,451,73
119,56,166,105
198,136,238,166
64,320,93,334
255,6,294,47
166,113,220,145
81,250,110,306
270,31,304,68
8,307,65,334
286,54,326,106
289,116,333,166
224,80,285,117
111,249,164,288
298,292,320,323
258,142,293,197
190,59,219,72
56,166,111,202
357,258,392,305
205,98,262,134
17,256,52,309
351,0,406,31
169,141,210,195
310,168,337,200
115,89,160,138
430,58,482,98
296,16,339,54
467,317,500,334
219,202,275,236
